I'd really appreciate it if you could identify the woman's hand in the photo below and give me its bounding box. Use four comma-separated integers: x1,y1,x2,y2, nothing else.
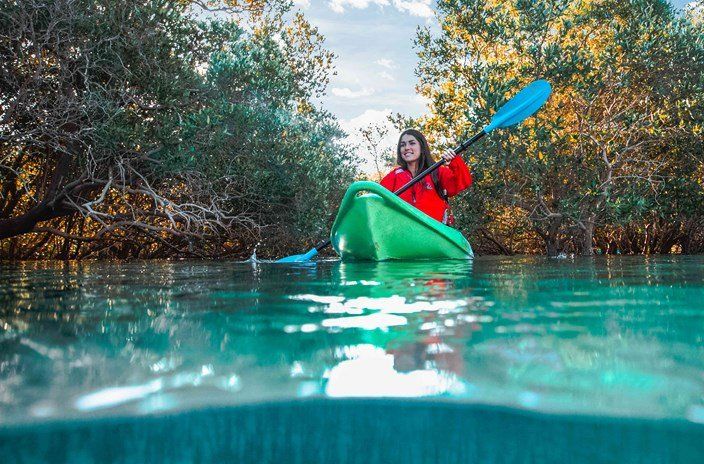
441,148,457,165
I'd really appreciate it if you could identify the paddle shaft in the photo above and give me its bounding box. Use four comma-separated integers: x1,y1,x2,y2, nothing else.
311,129,487,252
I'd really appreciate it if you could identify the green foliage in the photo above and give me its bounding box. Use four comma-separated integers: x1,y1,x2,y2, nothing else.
416,0,704,255
0,0,356,259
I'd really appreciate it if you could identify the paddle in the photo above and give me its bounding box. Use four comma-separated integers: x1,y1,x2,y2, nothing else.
276,79,552,263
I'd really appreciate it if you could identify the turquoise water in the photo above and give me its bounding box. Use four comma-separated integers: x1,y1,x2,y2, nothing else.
1,255,703,422
1,256,703,462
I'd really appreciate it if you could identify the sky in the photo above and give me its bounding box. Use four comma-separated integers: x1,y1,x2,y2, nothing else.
292,0,698,173
290,0,437,173
297,0,435,121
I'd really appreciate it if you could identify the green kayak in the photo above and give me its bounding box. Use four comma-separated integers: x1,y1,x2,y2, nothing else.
330,181,473,261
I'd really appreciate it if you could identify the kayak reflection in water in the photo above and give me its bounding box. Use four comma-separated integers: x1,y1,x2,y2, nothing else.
380,129,472,226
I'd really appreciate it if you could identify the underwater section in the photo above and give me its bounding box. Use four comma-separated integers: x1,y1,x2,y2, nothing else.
1,398,703,463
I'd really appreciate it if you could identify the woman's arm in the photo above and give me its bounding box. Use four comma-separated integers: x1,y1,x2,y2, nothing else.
438,155,472,197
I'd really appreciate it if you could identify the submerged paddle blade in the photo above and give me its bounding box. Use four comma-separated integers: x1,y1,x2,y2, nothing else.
275,247,318,263
484,80,551,133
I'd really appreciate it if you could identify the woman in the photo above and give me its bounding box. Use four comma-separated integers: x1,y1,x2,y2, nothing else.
380,129,472,225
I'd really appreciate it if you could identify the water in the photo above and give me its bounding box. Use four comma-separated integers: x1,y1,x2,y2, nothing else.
1,256,703,462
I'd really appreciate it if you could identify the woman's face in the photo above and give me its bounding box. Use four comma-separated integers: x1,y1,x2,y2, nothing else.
399,134,421,164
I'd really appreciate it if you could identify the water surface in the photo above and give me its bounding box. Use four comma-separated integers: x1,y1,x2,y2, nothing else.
1,256,703,425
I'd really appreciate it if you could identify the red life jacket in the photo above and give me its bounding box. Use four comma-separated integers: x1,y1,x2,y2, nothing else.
380,156,472,224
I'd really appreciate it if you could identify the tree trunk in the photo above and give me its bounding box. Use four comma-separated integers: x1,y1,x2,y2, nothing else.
0,153,74,240
545,239,560,257
59,217,75,260
478,227,513,255
536,218,563,257
580,215,595,256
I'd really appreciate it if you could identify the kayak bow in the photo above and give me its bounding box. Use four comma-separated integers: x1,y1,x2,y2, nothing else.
330,181,473,261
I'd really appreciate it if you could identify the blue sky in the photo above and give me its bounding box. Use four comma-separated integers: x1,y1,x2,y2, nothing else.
301,0,434,121
293,0,698,172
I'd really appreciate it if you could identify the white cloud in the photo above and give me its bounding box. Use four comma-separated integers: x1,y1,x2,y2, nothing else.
375,58,396,69
329,0,390,14
328,0,433,18
342,108,393,131
292,0,311,8
392,0,434,18
380,71,395,81
331,87,376,98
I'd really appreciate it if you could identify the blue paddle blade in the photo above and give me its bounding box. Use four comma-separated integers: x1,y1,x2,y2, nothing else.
483,80,552,133
275,247,318,263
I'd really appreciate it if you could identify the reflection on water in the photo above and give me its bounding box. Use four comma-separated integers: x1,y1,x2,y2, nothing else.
324,344,465,397
1,257,703,424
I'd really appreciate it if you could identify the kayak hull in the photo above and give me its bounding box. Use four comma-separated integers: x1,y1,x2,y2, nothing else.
330,181,473,261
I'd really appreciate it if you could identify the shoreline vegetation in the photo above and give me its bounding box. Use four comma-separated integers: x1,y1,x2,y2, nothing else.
1,0,702,260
